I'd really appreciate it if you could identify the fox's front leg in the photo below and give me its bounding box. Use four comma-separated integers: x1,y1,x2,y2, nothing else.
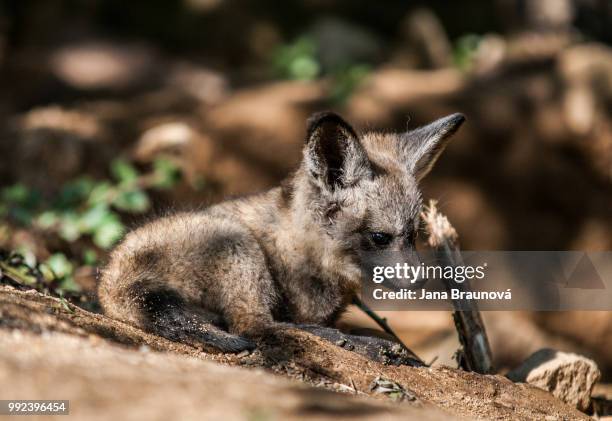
213,250,278,338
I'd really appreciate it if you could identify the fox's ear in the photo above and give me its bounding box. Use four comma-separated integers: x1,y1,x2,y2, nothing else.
402,113,465,181
304,112,371,190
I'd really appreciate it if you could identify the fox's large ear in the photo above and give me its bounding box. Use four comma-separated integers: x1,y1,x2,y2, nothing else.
304,112,371,190
402,113,465,181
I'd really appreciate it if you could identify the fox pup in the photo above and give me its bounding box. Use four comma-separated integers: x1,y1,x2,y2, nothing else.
98,111,465,360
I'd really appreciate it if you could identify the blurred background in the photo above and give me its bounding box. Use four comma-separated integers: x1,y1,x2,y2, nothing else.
0,0,610,383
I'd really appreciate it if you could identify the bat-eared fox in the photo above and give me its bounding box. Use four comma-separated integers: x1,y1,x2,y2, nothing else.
98,111,465,364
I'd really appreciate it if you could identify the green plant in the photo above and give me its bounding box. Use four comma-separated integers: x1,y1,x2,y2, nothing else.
271,35,370,104
2,158,180,250
271,36,321,81
0,157,181,292
0,249,75,296
452,34,482,71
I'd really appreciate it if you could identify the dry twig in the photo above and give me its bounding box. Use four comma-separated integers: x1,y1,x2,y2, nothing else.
422,200,494,374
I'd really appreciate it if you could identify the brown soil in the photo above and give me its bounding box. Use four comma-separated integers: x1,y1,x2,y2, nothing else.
0,286,587,420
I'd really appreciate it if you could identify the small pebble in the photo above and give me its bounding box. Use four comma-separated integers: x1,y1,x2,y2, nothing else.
335,338,347,347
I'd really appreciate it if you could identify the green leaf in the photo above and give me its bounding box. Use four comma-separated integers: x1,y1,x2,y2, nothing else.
15,247,36,268
93,214,124,249
2,183,30,204
87,182,114,206
59,277,81,293
78,203,110,233
111,159,139,185
56,177,94,208
39,263,56,283
152,158,181,189
45,253,74,279
452,34,482,71
82,248,98,265
1,184,41,223
289,56,320,81
58,212,81,242
35,211,60,229
10,207,33,226
271,36,320,81
12,266,38,286
112,189,150,213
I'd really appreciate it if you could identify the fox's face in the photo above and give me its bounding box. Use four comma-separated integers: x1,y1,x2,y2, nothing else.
300,111,465,275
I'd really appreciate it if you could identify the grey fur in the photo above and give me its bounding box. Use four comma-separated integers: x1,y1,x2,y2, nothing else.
401,113,465,180
98,111,465,356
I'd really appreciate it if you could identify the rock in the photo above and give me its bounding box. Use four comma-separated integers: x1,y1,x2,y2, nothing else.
507,348,601,411
134,122,197,161
49,41,158,91
167,63,229,105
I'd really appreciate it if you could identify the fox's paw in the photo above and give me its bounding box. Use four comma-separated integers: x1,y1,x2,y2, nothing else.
294,324,422,367
351,336,422,367
335,335,422,367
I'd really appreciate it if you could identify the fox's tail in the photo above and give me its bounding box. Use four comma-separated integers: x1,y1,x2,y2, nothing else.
100,280,255,353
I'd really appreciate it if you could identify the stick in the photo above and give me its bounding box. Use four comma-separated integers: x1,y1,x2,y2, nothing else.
352,295,425,365
422,200,494,374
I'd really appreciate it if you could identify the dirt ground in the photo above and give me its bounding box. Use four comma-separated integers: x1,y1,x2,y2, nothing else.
0,285,589,420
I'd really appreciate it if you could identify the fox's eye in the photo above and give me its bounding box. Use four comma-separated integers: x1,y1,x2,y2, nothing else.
370,232,393,246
